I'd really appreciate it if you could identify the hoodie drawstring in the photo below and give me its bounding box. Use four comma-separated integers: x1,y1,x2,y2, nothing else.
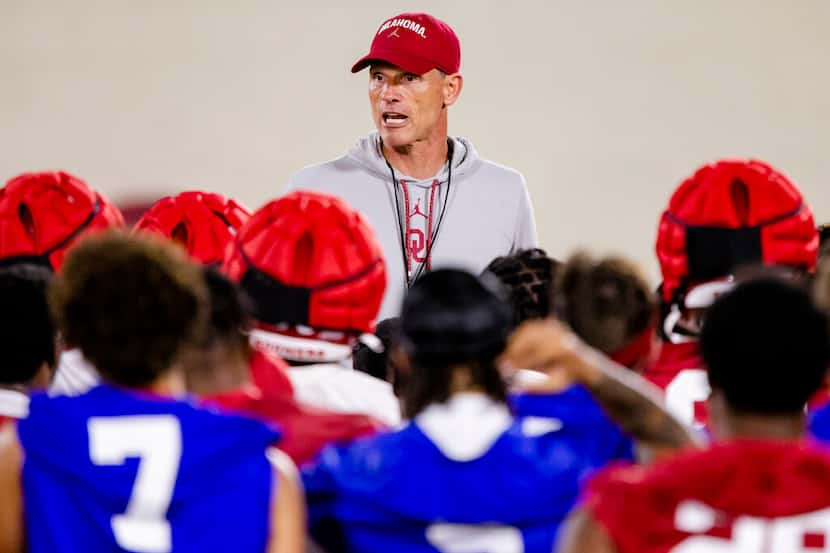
426,179,439,273
399,178,412,277
383,138,454,288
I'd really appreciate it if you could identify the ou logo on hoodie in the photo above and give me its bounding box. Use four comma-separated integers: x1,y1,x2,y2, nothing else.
408,229,426,262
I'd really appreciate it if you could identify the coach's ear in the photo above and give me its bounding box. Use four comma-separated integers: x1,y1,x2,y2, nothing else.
442,73,463,109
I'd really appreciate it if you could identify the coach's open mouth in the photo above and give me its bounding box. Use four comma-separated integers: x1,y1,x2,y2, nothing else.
382,112,409,127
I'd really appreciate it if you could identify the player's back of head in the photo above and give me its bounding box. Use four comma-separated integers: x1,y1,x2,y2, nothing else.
0,171,124,271
398,268,511,417
181,267,257,396
0,263,56,388
201,267,252,352
135,191,250,267
555,252,655,369
483,248,559,325
49,231,208,388
701,277,830,416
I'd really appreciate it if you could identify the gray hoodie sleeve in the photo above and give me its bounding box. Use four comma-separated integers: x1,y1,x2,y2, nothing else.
284,170,306,193
511,175,539,251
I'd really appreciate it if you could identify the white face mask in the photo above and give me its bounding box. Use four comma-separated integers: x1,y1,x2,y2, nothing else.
247,327,354,365
664,277,735,344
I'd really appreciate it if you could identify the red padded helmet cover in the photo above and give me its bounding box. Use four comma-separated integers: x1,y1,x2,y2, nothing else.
0,171,125,270
223,191,386,334
656,160,817,303
135,191,250,266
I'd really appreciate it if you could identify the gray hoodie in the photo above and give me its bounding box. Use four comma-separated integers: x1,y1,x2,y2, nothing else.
286,132,538,320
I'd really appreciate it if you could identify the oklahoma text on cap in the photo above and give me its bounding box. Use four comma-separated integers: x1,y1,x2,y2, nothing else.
351,12,461,75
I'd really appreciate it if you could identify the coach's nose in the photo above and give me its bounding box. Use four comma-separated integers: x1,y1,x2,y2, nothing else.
380,82,402,104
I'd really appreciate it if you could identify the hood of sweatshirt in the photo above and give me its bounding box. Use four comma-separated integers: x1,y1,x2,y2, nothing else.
345,131,481,185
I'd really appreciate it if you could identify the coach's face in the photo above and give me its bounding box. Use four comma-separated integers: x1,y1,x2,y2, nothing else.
369,63,462,149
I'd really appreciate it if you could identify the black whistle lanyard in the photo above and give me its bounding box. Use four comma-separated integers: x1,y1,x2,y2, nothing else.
384,138,454,289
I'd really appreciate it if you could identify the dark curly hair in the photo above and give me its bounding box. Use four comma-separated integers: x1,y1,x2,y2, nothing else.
352,317,400,382
555,252,655,355
483,248,559,325
50,231,208,388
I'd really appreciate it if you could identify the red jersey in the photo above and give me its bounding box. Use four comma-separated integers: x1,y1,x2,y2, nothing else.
249,346,294,397
585,439,830,553
809,384,830,413
204,349,385,466
645,341,710,427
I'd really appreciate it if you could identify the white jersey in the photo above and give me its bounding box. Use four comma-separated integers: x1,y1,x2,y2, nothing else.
250,326,402,426
0,388,29,419
288,363,401,427
50,348,98,396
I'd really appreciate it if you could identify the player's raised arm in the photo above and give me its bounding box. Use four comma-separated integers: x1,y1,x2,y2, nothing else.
267,450,306,553
555,510,616,553
499,319,700,451
0,424,23,553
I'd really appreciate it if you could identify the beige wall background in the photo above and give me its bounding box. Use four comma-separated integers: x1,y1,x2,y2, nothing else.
2,0,828,281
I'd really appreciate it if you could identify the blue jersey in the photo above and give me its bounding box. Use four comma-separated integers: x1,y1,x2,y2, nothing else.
509,385,636,467
809,402,830,443
17,385,278,553
302,393,608,553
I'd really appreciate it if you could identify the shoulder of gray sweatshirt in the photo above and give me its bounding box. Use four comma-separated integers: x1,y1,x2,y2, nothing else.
286,132,538,321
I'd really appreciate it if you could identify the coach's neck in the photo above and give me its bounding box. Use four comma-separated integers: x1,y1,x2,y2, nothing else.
382,123,450,180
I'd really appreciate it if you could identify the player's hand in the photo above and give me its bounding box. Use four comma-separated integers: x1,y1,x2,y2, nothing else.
498,319,599,386
509,370,574,394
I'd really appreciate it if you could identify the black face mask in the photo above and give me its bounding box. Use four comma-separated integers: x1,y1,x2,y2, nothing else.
235,240,383,332
239,264,310,327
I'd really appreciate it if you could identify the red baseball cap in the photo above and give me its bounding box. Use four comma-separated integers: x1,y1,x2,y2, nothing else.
351,12,461,75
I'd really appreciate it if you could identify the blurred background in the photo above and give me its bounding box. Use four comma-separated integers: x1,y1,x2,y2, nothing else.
2,0,828,280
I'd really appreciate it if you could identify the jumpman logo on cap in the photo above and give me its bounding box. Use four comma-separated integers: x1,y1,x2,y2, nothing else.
388,28,401,38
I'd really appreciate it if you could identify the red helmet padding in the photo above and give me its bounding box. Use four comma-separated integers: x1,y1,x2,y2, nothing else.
0,171,125,270
223,191,386,334
656,159,817,302
135,191,250,265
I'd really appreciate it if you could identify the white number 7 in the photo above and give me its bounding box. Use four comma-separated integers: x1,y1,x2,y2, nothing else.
89,416,182,553
426,523,524,553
